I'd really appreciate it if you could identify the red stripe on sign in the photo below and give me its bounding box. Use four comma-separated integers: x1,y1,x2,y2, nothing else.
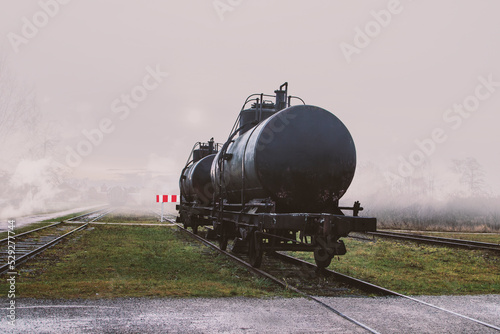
156,195,179,202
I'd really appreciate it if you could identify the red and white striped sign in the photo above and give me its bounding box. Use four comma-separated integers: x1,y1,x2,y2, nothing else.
156,195,178,203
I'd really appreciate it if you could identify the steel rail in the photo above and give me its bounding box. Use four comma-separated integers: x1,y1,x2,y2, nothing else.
66,207,112,222
372,230,499,247
0,223,88,275
0,221,63,244
1,207,113,276
165,218,380,334
0,207,109,244
368,231,500,253
272,253,500,332
87,208,115,222
271,252,398,296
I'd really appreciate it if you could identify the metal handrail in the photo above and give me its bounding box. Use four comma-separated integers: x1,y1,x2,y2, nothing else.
216,84,307,211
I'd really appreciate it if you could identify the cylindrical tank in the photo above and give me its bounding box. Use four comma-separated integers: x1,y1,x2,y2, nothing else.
180,154,216,205
211,105,356,213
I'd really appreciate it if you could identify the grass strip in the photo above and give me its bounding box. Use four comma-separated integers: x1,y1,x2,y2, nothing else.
292,238,500,295
1,225,288,298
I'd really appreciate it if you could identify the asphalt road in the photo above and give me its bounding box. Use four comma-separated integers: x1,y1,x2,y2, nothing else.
1,295,499,333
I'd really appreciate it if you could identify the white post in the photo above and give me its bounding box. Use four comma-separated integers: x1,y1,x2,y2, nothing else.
161,201,164,222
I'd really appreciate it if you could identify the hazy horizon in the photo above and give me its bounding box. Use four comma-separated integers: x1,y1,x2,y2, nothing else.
1,1,499,221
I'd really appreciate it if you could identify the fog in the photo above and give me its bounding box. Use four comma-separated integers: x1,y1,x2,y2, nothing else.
1,1,499,226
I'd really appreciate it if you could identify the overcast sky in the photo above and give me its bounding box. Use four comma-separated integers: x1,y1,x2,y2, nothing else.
1,0,499,211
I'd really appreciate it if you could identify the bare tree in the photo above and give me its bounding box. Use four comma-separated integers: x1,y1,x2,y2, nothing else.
0,59,38,143
384,159,435,197
0,57,69,217
452,157,485,196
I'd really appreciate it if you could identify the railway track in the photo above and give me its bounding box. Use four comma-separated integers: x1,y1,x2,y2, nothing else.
165,217,381,333
65,207,115,223
368,230,500,253
0,207,113,275
162,215,500,333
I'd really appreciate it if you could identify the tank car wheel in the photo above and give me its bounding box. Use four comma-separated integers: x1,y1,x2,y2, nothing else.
218,228,228,251
314,248,332,268
248,233,263,268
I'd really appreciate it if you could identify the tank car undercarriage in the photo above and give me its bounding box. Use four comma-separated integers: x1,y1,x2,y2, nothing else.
177,200,376,268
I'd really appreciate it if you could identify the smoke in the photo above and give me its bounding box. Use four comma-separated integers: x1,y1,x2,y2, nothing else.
0,58,82,219
1,158,66,218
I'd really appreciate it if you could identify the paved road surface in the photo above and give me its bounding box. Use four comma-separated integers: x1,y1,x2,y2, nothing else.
0,296,498,333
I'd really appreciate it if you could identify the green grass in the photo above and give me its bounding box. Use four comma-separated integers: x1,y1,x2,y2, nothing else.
292,238,500,295
1,225,287,299
91,210,169,224
98,213,159,223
